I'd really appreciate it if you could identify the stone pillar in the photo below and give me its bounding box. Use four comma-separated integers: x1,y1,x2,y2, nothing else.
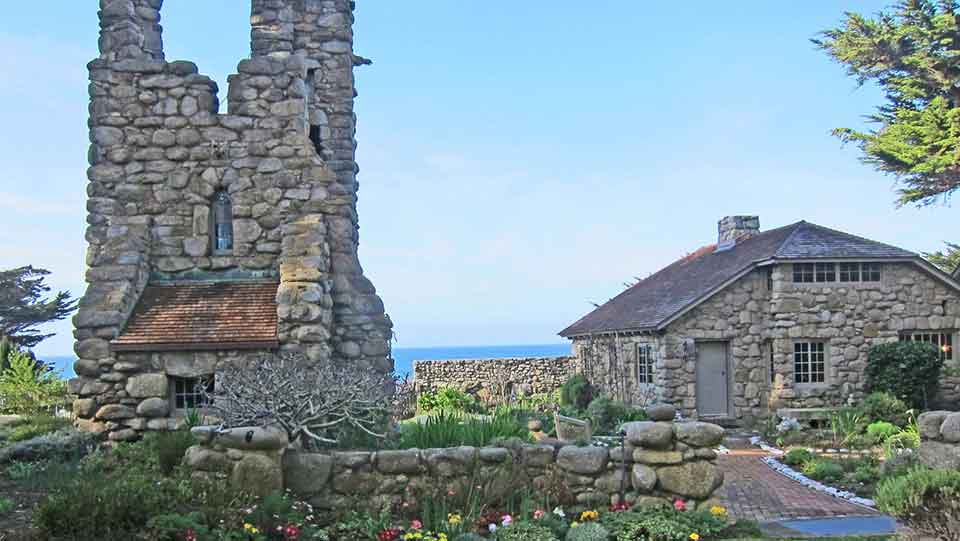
98,0,165,62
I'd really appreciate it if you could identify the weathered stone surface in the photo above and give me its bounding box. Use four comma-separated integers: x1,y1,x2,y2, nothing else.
125,373,168,398
136,397,169,418
215,425,288,451
73,398,98,418
521,445,556,467
95,404,136,421
184,445,232,473
674,422,724,448
425,446,477,476
646,404,677,422
919,440,960,469
375,450,422,474
479,447,510,463
109,428,139,442
631,464,657,492
557,445,608,475
918,411,952,440
939,412,960,443
413,357,579,403
633,450,683,465
232,453,283,497
284,451,333,495
657,461,724,499
624,422,674,449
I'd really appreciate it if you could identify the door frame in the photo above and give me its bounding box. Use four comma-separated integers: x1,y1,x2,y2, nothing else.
695,340,732,418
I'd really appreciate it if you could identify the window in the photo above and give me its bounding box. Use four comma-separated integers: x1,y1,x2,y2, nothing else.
637,344,655,384
815,263,835,282
172,375,214,410
211,191,234,253
765,267,773,291
794,342,826,384
766,340,775,383
793,263,815,283
863,262,881,282
838,263,860,282
900,331,954,363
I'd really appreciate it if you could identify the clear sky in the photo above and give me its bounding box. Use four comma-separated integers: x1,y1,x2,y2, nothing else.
3,1,957,359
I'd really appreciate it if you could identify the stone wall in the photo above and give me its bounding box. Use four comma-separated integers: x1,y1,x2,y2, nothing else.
573,262,960,423
185,413,726,510
918,410,960,469
72,1,392,441
413,357,580,400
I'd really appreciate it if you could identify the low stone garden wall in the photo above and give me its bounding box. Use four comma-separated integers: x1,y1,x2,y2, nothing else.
917,410,960,469
184,409,725,511
413,356,579,401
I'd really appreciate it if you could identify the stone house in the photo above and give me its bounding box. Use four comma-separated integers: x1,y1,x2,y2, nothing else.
560,216,960,424
70,0,392,441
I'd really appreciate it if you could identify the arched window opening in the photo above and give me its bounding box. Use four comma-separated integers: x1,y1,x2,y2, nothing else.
211,191,234,254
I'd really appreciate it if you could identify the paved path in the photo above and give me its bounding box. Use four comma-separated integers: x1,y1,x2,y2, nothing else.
717,450,880,523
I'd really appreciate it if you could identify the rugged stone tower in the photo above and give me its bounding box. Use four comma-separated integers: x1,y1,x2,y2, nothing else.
72,0,392,441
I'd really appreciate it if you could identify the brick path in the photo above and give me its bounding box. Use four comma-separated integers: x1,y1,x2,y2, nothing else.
717,450,879,523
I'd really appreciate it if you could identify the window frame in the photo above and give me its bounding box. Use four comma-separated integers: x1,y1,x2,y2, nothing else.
170,375,215,412
792,262,882,284
899,331,954,363
636,343,655,385
210,191,234,255
793,341,827,386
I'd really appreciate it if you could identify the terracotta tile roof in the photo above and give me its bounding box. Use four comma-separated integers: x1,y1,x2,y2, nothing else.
560,221,921,337
111,281,279,352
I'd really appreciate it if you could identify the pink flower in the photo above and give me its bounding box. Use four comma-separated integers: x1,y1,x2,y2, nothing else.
533,509,546,519
674,499,687,511
411,519,423,530
501,515,513,526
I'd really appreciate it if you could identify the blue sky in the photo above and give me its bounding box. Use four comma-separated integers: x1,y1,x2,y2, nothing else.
2,1,957,358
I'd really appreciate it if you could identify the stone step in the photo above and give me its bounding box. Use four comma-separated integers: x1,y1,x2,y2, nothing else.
722,429,758,450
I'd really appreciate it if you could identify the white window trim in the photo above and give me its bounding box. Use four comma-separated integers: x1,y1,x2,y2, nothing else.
169,374,215,412
792,340,829,387
791,262,882,285
636,343,655,385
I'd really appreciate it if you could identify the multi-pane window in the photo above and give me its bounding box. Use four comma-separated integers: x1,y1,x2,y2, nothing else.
211,191,234,253
794,262,881,283
636,344,655,384
767,340,776,383
173,376,214,410
765,267,773,291
900,331,954,363
794,342,826,384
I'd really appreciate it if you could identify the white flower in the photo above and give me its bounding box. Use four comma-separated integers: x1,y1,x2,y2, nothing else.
488,524,497,533
553,506,566,518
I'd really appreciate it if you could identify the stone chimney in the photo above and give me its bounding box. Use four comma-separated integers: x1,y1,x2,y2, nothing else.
717,216,760,247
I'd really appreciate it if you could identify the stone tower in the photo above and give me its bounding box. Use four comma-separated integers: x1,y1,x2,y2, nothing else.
72,0,392,441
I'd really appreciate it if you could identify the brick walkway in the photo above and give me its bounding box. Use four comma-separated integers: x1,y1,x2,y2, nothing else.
717,450,879,523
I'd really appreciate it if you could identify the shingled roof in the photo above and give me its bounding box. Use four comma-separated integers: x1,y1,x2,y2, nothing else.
111,281,279,351
559,221,919,337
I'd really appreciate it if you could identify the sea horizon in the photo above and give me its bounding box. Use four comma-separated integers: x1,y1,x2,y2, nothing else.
43,343,572,380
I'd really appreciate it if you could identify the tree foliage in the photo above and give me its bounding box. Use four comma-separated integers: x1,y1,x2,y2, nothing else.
923,241,960,272
866,341,943,409
815,0,960,206
0,266,76,348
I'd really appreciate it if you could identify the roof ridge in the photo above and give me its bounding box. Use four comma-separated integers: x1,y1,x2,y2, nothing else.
772,221,807,258
799,221,918,257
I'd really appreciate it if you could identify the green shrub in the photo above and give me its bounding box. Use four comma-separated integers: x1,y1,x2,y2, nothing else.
875,467,960,539
866,421,899,443
560,375,593,411
146,431,195,476
496,521,558,541
599,510,646,539
417,386,480,414
0,497,13,514
802,458,844,482
866,342,943,409
617,510,726,541
6,415,72,442
565,522,608,541
0,351,68,415
783,448,814,467
398,410,530,449
857,392,911,427
585,397,647,434
828,408,865,448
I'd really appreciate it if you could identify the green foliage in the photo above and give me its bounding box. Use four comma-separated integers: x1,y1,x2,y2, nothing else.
867,421,900,443
560,375,593,411
924,242,960,273
5,414,71,442
0,351,68,415
4,460,43,481
828,408,864,448
0,497,13,515
802,458,845,483
565,522,608,541
814,2,960,206
856,392,911,427
585,396,647,435
398,410,530,449
616,509,726,541
882,420,921,460
866,342,943,409
875,467,960,538
417,386,480,415
783,448,814,467
146,431,195,476
599,510,647,539
0,266,76,348
497,522,558,541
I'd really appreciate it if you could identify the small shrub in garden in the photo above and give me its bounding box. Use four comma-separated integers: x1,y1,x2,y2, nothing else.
599,510,646,539
866,342,942,409
783,448,814,467
802,458,844,482
6,415,71,442
0,497,13,514
0,351,68,415
496,521,558,541
875,467,960,539
616,509,726,541
146,430,195,475
560,374,593,411
585,396,647,434
857,392,910,427
866,421,899,443
565,522,608,541
417,387,479,414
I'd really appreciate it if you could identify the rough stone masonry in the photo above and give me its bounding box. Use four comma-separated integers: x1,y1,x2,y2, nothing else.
71,0,392,441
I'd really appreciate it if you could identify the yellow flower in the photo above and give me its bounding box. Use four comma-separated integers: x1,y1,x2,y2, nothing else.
243,523,254,531
447,513,462,525
690,533,700,541
710,505,727,517
579,510,599,521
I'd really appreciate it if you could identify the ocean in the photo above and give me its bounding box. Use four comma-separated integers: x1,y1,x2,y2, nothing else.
44,343,571,380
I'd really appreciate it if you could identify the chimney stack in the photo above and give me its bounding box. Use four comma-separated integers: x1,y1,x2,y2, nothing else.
717,216,760,249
